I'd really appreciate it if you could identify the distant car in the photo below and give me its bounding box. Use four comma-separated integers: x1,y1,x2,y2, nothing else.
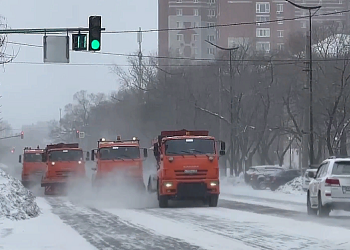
303,169,317,191
307,156,350,217
247,166,283,190
265,169,301,191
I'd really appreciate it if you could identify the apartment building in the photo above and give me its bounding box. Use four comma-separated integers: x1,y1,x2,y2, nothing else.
158,0,218,60
158,0,350,57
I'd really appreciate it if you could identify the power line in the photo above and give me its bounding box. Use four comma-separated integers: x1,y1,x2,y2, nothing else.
7,40,350,64
102,9,350,34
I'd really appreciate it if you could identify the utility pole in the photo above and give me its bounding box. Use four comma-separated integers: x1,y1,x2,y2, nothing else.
286,1,321,169
206,40,239,176
137,27,143,88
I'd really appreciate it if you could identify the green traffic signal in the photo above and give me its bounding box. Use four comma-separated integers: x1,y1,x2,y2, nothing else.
91,40,100,50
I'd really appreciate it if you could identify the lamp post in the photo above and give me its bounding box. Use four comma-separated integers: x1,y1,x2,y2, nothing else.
206,40,239,176
285,1,321,169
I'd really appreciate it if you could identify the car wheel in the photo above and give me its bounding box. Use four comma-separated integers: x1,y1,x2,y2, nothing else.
317,193,330,217
258,181,266,190
307,192,317,216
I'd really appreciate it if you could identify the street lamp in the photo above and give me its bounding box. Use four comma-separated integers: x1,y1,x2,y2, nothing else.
285,1,321,167
206,40,239,176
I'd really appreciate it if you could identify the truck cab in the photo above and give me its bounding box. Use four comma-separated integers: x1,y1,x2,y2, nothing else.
41,143,88,195
147,129,225,208
19,147,46,188
91,136,148,190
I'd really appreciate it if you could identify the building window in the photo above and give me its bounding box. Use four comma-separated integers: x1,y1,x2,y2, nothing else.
193,48,199,55
207,47,215,55
194,21,200,28
194,9,199,16
194,0,198,2
209,0,216,3
176,48,181,56
208,22,215,28
193,34,199,41
176,22,182,28
256,28,270,37
256,15,270,25
277,30,284,37
207,35,215,42
276,4,283,13
256,2,270,13
277,43,284,51
176,9,183,16
301,21,306,28
177,34,183,41
209,9,216,17
176,0,182,2
256,42,270,52
277,17,283,24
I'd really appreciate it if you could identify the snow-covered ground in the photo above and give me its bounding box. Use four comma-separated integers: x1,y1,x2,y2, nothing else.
0,198,97,250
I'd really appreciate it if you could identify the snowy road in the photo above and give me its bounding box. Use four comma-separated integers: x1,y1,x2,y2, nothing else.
41,194,350,250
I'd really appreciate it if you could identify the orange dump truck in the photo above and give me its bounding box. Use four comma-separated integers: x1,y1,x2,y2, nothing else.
91,136,148,190
19,147,46,188
41,143,88,195
147,129,226,208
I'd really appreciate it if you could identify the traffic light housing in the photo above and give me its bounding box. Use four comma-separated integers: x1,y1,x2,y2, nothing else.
20,131,24,139
89,16,101,51
76,130,80,138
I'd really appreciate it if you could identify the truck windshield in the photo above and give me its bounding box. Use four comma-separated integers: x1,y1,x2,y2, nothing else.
99,146,140,160
48,150,83,162
165,139,215,155
24,153,43,162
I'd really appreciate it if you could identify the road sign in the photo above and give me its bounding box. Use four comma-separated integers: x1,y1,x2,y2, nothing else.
72,34,87,51
79,132,85,139
43,35,69,63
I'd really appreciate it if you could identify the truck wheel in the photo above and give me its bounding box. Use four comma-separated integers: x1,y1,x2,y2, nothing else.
158,195,168,208
208,194,219,207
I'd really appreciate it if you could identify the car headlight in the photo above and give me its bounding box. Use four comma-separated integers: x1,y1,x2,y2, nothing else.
164,182,173,188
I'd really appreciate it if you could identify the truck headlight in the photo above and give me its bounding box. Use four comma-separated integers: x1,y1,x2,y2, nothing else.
210,181,218,186
164,182,173,188
51,162,55,166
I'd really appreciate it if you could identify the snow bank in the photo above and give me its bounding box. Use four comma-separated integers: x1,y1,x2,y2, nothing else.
0,169,40,220
275,177,304,195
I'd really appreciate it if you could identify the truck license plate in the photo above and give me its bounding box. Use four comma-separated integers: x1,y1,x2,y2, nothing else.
184,170,197,174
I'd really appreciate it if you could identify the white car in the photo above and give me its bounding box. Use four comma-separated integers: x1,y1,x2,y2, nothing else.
302,169,317,191
307,156,350,217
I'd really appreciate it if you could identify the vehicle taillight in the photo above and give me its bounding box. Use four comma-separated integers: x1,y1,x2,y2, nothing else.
325,178,340,186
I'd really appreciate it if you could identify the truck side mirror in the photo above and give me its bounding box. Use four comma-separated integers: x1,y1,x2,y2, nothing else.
86,151,90,161
143,148,148,158
19,155,22,163
153,143,158,157
91,150,95,161
220,141,226,156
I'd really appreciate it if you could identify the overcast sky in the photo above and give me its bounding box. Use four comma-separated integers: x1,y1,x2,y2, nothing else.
0,0,157,130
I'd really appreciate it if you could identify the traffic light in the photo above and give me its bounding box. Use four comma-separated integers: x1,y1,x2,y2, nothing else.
89,16,101,51
76,130,80,138
20,131,24,139
72,33,87,51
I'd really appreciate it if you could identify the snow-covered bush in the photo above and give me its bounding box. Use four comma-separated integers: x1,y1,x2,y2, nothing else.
0,169,40,220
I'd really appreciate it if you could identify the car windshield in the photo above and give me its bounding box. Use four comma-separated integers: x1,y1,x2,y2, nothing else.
24,153,43,162
165,138,215,155
48,150,83,162
332,162,350,175
99,146,140,160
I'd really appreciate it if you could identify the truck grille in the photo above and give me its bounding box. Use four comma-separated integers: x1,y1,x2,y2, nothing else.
174,169,207,180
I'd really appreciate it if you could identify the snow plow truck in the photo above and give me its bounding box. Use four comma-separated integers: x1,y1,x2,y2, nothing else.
41,143,88,195
147,129,226,208
19,146,46,188
90,136,148,190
